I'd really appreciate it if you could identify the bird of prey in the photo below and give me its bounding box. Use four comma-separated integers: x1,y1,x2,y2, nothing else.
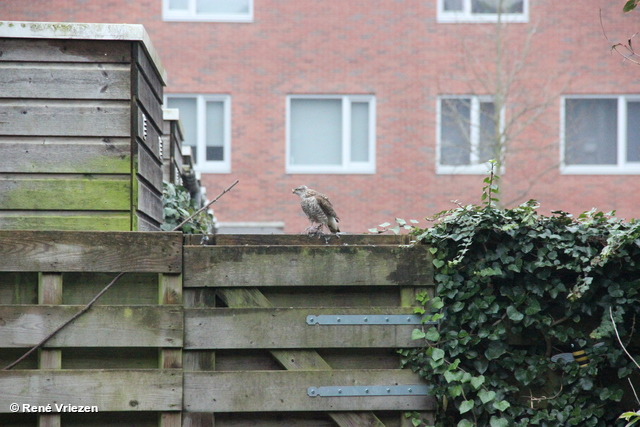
292,185,341,235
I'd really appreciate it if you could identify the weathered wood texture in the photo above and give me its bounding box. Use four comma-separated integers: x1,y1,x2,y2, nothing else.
185,307,423,349
184,245,433,287
0,36,164,231
0,305,182,347
0,231,182,272
184,370,435,412
0,138,131,174
0,370,182,412
184,233,412,246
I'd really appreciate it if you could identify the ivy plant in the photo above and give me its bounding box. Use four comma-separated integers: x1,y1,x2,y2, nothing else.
402,169,640,426
161,181,214,234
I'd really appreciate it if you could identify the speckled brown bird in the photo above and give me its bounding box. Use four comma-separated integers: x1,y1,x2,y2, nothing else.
292,185,340,234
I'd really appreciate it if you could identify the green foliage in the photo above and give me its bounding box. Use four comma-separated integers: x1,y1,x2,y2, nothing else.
161,181,214,234
368,217,419,235
624,0,639,12
403,168,640,426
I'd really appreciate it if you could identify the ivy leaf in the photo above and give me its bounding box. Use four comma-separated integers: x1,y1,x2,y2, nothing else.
493,400,511,411
433,259,445,268
479,389,496,404
412,329,426,340
459,400,475,414
470,375,485,390
485,342,507,360
426,327,440,341
490,416,510,427
379,222,391,228
457,420,474,427
506,306,524,322
430,347,445,361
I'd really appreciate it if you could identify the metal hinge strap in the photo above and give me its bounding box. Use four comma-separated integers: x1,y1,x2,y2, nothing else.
306,314,437,325
308,385,430,397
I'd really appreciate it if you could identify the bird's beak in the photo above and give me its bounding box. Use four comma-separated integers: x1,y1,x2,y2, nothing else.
291,189,295,194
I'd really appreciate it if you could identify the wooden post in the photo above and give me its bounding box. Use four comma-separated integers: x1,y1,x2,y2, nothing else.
159,273,182,427
38,273,62,427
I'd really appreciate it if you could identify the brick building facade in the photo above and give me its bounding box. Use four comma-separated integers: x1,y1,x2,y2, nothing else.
2,1,639,233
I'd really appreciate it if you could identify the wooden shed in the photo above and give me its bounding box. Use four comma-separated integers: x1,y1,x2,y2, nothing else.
0,21,166,231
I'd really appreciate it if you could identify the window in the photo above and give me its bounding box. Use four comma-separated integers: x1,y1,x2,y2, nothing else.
165,94,231,173
437,96,502,174
561,96,640,174
162,0,253,22
437,0,528,23
286,95,376,174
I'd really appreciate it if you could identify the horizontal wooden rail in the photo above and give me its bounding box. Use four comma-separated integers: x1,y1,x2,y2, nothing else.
0,370,182,412
0,231,182,272
0,305,182,348
184,245,432,288
185,307,422,349
184,369,434,412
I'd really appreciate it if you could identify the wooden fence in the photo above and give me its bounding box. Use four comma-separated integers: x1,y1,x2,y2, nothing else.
0,232,434,426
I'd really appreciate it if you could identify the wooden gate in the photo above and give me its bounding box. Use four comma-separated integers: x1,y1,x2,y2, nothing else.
182,234,435,426
0,232,434,426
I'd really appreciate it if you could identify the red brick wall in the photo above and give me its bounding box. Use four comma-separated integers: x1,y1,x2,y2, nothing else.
2,1,640,232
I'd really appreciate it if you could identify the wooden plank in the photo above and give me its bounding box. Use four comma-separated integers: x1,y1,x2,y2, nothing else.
61,348,159,370
213,413,334,427
134,43,164,103
0,100,130,137
0,39,132,63
0,306,183,348
184,370,433,412
185,307,423,349
138,141,163,192
261,286,400,308
137,178,163,223
0,62,130,99
136,105,162,159
0,370,182,412
135,69,163,130
184,245,433,288
0,177,130,210
38,273,62,427
0,212,131,231
214,234,411,246
0,138,131,174
0,231,182,273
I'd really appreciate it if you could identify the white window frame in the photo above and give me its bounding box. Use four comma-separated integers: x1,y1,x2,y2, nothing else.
437,0,529,23
162,0,253,22
437,95,504,175
164,94,231,174
286,95,376,174
561,95,640,175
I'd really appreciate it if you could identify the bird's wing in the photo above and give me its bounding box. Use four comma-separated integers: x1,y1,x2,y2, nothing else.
315,194,339,222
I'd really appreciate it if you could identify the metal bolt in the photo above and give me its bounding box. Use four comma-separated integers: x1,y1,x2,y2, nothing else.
337,317,341,322
364,317,368,322
365,388,369,393
385,317,390,322
408,388,413,393
387,388,391,393
338,389,342,394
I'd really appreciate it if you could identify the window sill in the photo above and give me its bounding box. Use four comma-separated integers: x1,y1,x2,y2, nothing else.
437,14,528,24
561,165,640,175
162,13,253,23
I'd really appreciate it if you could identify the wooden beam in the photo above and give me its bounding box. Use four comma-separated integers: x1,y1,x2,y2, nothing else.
0,305,183,348
184,370,434,413
0,370,182,412
0,177,131,210
38,273,62,427
0,100,130,137
0,63,131,100
184,245,432,288
160,273,183,427
185,307,423,349
0,231,182,272
0,137,131,174
213,234,411,246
